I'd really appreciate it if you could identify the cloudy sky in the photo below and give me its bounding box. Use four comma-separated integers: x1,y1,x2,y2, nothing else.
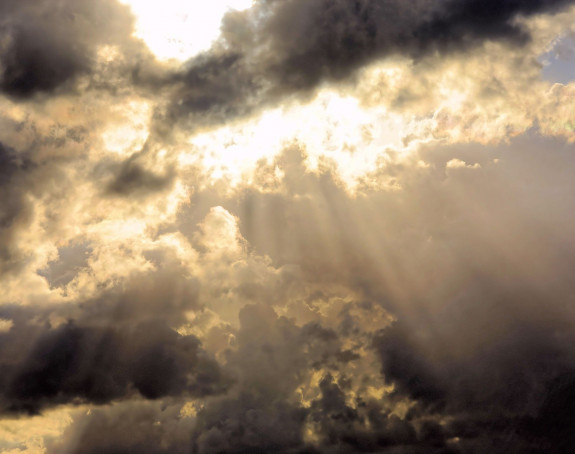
0,1,575,452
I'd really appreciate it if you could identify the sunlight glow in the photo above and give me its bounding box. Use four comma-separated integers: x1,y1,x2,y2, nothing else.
101,99,151,155
119,0,254,61
179,90,407,190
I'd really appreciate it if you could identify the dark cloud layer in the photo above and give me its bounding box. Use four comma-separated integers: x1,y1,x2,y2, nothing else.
0,0,137,99
162,0,575,130
1,321,222,414
0,266,226,415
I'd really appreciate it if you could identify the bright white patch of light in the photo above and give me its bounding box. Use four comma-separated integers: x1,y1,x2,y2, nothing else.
119,0,254,62
101,99,151,155
179,90,408,190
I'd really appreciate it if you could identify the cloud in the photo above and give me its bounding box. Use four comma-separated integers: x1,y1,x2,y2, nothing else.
159,0,575,131
0,140,70,280
105,153,176,197
1,1,575,452
173,135,575,452
0,263,227,415
4,123,575,452
0,142,35,272
0,321,222,414
46,401,196,454
0,0,138,99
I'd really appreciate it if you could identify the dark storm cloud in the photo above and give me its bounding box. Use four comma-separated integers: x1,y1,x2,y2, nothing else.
0,265,226,415
0,0,136,99
0,321,223,414
162,0,575,130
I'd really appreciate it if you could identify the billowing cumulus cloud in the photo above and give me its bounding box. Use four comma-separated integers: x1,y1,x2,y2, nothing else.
1,0,575,453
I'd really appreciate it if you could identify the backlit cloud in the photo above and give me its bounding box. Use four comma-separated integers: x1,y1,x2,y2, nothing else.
1,1,575,453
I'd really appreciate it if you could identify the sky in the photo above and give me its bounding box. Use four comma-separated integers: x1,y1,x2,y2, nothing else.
0,1,575,453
